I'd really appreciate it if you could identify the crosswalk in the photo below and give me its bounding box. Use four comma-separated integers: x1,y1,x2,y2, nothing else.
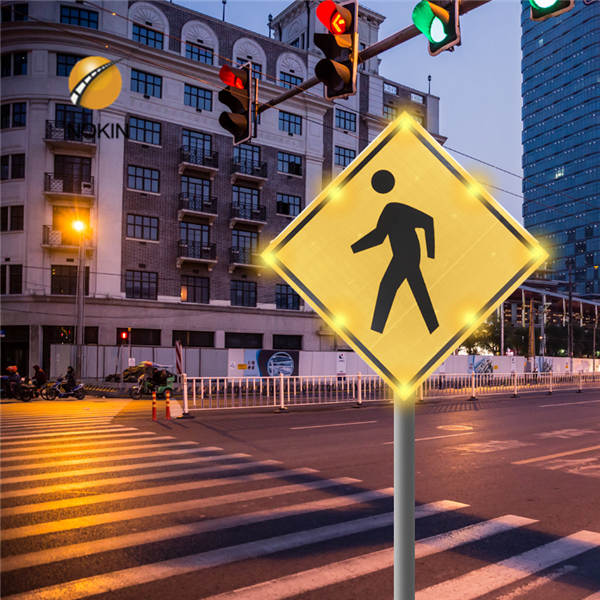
1,403,599,600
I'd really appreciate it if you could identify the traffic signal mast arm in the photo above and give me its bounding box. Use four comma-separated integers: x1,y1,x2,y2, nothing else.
256,0,491,115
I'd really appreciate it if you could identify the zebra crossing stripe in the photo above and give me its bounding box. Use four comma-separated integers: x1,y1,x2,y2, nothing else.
1,426,133,441
198,514,536,600
1,477,361,540
0,488,396,573
0,431,158,450
1,467,319,516
0,459,282,499
416,530,600,600
1,419,114,430
0,451,240,485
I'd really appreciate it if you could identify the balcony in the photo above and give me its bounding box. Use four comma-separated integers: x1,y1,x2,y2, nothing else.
229,203,267,230
41,225,94,254
178,194,218,223
228,246,266,274
44,121,96,154
44,173,95,204
177,241,217,270
230,159,268,186
178,147,219,177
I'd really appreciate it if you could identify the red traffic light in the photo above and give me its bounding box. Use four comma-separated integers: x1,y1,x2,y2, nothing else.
219,65,245,90
120,331,128,340
317,0,350,34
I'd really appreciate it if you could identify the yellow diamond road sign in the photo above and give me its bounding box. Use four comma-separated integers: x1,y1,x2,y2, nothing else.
264,113,547,399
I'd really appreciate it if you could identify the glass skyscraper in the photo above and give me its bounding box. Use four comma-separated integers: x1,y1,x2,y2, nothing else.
521,1,600,297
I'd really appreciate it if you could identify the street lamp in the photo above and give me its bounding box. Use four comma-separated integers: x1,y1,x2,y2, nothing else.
72,220,87,379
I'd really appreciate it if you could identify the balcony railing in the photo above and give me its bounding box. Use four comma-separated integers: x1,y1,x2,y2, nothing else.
229,246,261,266
180,147,219,169
178,241,217,261
42,225,94,250
44,173,95,195
45,120,96,143
231,159,267,178
230,203,266,223
178,193,217,215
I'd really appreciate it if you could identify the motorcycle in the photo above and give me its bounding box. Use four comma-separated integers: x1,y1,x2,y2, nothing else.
129,374,175,399
0,375,35,402
45,377,86,400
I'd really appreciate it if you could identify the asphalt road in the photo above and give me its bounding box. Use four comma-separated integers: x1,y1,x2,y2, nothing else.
1,389,599,600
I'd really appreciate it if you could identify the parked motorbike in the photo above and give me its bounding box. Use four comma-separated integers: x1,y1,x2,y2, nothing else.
0,375,35,401
45,377,86,400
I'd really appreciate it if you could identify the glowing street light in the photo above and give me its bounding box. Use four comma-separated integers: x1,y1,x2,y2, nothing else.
72,219,87,379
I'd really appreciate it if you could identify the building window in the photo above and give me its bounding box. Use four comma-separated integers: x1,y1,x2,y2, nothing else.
60,5,98,29
127,165,159,193
410,92,424,104
131,68,162,98
181,175,210,201
575,241,587,254
335,145,356,167
126,214,158,241
277,151,303,176
1,153,25,179
0,264,22,295
129,116,161,145
383,104,396,120
230,280,257,307
225,331,262,348
383,82,398,95
56,53,80,76
182,129,212,155
185,42,213,65
117,328,160,346
276,193,301,217
279,71,302,89
276,283,300,310
1,3,28,21
237,58,262,80
1,102,26,128
566,229,576,242
125,270,158,300
180,221,209,246
172,329,214,346
1,51,27,76
232,228,258,252
180,275,209,304
55,104,92,127
51,265,89,296
1,205,24,231
279,110,302,135
585,252,595,267
184,83,212,111
232,185,259,211
335,108,356,132
273,334,302,350
554,166,564,179
132,23,163,49
585,225,594,239
290,33,305,48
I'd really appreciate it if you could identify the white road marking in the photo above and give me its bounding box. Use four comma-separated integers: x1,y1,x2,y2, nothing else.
1,487,395,572
384,432,476,444
0,450,237,485
0,419,113,430
415,500,469,517
0,426,132,441
538,399,600,408
290,420,377,430
437,425,474,431
198,514,536,600
0,431,157,450
416,530,600,600
1,467,319,516
452,440,533,453
539,456,600,479
0,459,282,500
494,564,577,600
1,477,360,540
535,429,598,439
513,444,600,465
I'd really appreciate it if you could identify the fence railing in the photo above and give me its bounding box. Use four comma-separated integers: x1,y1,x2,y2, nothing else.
178,372,600,411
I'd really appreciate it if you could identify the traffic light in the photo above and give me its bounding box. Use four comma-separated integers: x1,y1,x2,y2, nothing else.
119,330,128,344
412,0,460,56
528,0,573,21
217,63,253,145
313,0,359,100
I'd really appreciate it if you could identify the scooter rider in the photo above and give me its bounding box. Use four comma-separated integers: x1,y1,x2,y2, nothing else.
32,365,47,389
63,366,77,393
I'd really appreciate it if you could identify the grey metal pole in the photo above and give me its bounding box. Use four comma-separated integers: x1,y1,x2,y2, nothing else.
75,232,85,379
568,260,574,373
394,394,415,600
541,293,546,361
500,302,504,356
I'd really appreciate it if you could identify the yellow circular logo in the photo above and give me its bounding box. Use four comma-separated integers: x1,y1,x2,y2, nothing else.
68,56,122,110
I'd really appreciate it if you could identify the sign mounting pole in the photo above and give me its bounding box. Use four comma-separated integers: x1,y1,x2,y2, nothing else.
395,395,415,600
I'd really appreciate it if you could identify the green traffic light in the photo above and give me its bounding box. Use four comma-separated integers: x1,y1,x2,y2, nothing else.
412,1,448,44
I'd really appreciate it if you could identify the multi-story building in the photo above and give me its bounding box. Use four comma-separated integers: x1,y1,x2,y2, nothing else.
1,0,443,375
521,1,600,298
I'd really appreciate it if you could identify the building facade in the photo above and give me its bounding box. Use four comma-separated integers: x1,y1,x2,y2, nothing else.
521,0,600,298
1,0,442,375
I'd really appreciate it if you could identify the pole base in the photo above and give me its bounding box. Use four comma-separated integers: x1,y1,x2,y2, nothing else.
576,390,583,394
512,393,518,398
274,406,288,413
177,412,195,419
546,391,552,395
468,396,477,401
353,402,362,408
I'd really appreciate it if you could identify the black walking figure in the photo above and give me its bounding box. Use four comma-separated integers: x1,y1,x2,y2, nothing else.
351,169,439,334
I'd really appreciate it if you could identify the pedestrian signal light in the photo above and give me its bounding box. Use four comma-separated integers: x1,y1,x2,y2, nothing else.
313,0,359,100
217,63,253,145
412,0,460,56
528,0,573,21
120,331,128,340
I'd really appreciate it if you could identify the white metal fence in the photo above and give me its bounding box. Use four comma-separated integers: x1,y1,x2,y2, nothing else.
179,372,600,412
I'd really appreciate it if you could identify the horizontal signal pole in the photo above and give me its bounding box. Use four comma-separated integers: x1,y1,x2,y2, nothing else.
257,0,491,115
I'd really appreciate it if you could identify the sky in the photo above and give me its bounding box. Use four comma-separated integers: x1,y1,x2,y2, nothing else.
182,0,525,222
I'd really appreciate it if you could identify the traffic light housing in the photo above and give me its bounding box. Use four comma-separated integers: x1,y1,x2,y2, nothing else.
218,63,254,145
412,0,460,56
528,0,573,21
313,0,359,100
